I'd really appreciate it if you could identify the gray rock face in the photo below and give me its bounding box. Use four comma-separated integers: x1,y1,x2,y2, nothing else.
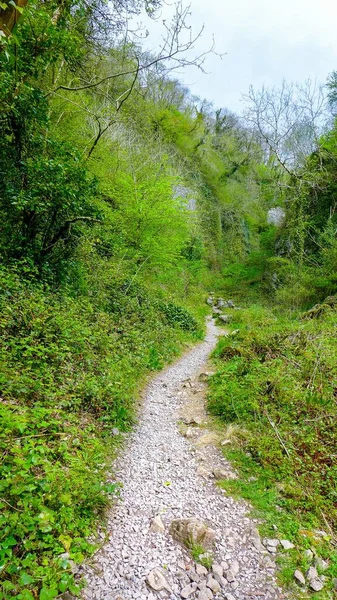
280,539,294,550
169,518,216,550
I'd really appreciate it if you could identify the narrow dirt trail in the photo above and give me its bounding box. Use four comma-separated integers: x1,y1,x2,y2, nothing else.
82,320,284,600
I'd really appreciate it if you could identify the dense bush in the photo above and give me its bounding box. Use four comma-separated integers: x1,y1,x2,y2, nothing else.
0,267,202,596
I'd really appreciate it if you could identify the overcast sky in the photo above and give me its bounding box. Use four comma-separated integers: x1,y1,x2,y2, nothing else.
140,0,337,114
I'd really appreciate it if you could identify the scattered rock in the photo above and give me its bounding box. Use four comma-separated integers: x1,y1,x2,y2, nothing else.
188,570,199,583
146,569,171,593
280,539,295,550
169,518,216,549
197,466,212,478
213,467,237,480
150,515,165,534
306,566,318,581
294,570,306,586
229,559,240,576
111,427,120,436
206,575,220,593
264,538,279,548
315,556,329,571
304,549,314,561
196,564,208,576
225,569,235,583
183,415,203,426
197,591,213,600
219,314,232,324
309,578,324,592
213,573,227,588
184,427,195,439
198,371,213,381
181,583,195,598
211,563,223,578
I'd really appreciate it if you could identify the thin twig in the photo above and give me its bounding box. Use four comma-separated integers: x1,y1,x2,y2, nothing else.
0,498,23,512
265,411,291,457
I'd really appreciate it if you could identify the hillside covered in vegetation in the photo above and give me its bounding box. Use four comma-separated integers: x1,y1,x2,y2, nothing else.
1,0,337,597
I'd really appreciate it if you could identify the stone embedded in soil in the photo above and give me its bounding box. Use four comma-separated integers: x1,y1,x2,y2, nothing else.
264,538,279,548
309,578,325,592
315,556,329,571
280,539,294,550
213,467,237,480
294,570,306,586
169,518,216,550
307,566,318,581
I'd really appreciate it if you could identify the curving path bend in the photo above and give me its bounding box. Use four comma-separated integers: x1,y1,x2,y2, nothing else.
81,319,285,600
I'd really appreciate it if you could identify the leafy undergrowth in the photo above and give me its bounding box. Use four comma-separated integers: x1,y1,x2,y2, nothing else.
0,267,204,599
208,303,337,598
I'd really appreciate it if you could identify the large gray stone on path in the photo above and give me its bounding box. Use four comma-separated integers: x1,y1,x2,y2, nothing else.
146,569,171,592
169,518,216,549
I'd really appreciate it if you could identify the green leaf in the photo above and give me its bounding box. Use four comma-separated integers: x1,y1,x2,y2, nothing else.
39,587,58,600
19,572,35,586
19,590,35,600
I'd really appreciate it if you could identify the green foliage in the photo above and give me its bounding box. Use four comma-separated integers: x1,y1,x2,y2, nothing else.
209,304,337,594
0,266,202,595
159,301,199,333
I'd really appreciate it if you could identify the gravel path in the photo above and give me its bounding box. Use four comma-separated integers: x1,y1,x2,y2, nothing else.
82,319,284,600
